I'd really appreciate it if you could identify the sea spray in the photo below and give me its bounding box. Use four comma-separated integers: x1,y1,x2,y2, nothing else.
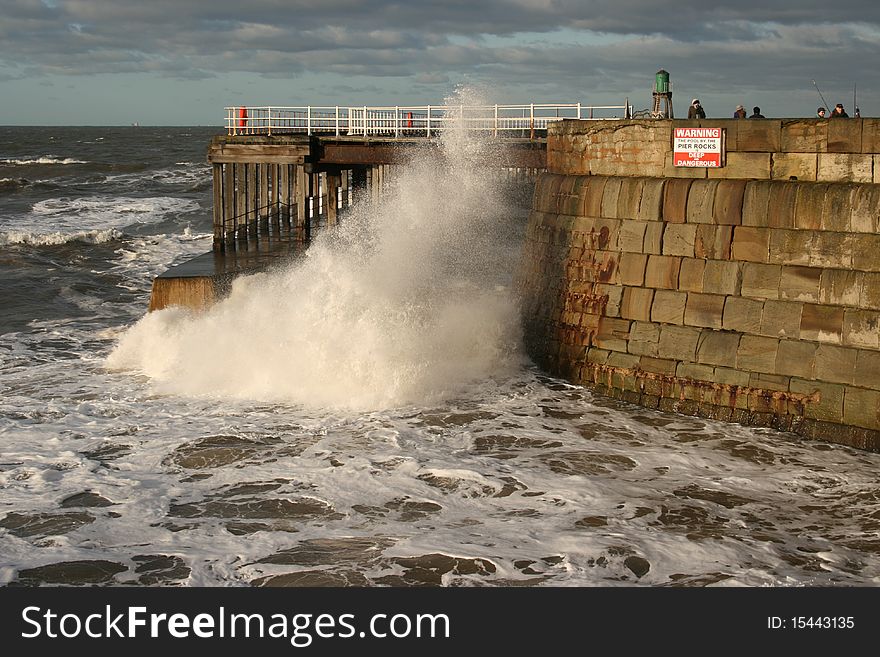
106,88,528,410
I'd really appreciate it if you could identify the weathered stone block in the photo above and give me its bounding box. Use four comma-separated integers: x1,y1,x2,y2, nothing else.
679,258,705,292
814,344,857,385
701,260,740,296
597,283,624,317
843,309,880,349
586,347,611,364
644,255,681,289
662,224,697,257
713,367,751,387
775,340,817,378
618,252,648,286
620,286,654,321
600,177,623,218
780,119,827,153
860,272,880,311
643,222,664,254
639,356,678,375
685,293,725,329
651,289,687,325
817,153,873,183
712,180,747,225
821,183,856,232
760,300,804,339
741,263,782,299
616,177,644,220
630,320,660,344
819,269,863,307
843,387,880,430
676,362,716,381
618,220,647,253
780,266,821,303
659,325,702,361
852,234,880,273
607,351,641,369
662,178,693,223
637,179,665,221
742,180,772,226
694,225,733,260
768,230,812,266
800,304,844,343
686,179,719,223
810,232,852,269
766,182,798,228
737,335,779,373
827,118,862,153
736,119,782,152
595,316,632,352
580,176,608,217
771,152,818,181
861,118,880,153
854,350,880,390
723,296,763,333
793,182,828,230
850,184,880,233
748,372,791,391
791,378,844,423
696,330,741,368
731,226,770,262
708,152,771,179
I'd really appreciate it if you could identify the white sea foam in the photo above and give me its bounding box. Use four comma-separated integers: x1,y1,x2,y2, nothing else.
1,156,86,165
0,228,122,246
108,90,524,410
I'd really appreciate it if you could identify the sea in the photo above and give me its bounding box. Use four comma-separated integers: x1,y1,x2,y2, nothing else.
1,122,879,589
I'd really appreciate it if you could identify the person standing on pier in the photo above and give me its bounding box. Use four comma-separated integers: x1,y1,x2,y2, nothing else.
749,106,765,118
830,103,849,117
688,99,706,119
817,107,827,118
733,104,747,118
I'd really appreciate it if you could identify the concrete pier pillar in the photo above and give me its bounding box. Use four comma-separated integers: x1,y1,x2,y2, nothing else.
326,170,340,226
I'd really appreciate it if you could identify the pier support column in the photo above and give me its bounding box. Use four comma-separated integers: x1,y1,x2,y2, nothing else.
279,164,291,233
295,165,309,241
326,170,340,226
351,166,368,205
212,164,224,251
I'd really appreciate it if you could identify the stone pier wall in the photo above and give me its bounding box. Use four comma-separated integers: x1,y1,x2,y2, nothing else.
519,118,880,450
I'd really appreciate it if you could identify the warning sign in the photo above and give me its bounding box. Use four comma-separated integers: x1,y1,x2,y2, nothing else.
673,127,724,167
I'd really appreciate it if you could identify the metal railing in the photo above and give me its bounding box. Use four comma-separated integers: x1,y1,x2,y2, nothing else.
224,102,632,138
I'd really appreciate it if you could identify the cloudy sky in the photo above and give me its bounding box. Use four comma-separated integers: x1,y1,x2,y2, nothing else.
1,0,877,125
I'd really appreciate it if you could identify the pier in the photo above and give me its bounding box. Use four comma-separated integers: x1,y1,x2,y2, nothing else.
149,101,630,310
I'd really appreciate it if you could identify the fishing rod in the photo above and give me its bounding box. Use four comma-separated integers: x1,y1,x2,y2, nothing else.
812,79,831,113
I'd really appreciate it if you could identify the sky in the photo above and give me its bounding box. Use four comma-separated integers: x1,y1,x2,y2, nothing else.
1,0,877,125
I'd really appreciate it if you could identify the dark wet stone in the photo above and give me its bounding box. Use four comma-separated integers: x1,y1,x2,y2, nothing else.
575,516,608,528
12,560,127,586
653,505,730,540
81,443,130,463
253,570,371,587
225,522,277,535
168,498,333,520
257,538,394,566
541,555,564,565
539,406,583,419
351,504,388,518
373,553,496,586
716,439,778,465
674,484,754,509
471,434,563,459
60,492,115,508
538,450,638,476
624,556,651,579
0,511,94,538
164,435,278,470
133,555,191,585
384,498,442,521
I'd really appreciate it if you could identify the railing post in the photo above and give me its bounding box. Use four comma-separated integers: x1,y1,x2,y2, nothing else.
363,105,368,136
530,102,535,140
427,105,431,138
335,106,340,137
494,104,498,138
267,107,272,136
307,106,312,136
395,105,399,138
577,102,581,120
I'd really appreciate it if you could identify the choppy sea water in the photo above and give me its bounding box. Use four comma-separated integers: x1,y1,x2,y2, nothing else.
1,124,879,588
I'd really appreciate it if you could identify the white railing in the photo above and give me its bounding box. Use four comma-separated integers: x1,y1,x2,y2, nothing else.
224,102,632,138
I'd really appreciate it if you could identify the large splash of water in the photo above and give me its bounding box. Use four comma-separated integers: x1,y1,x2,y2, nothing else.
106,89,528,410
